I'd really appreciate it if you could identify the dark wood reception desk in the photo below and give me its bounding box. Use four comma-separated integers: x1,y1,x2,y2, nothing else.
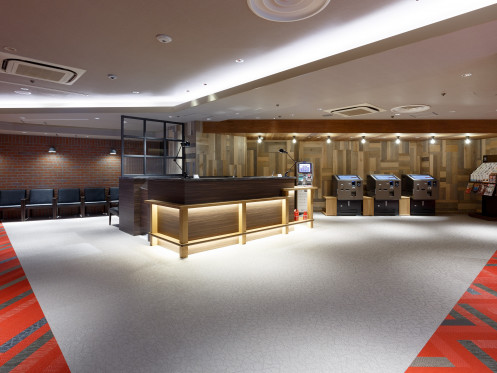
119,176,297,236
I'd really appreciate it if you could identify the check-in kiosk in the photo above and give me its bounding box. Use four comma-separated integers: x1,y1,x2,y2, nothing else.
296,162,313,214
331,175,363,215
366,174,401,216
401,174,438,215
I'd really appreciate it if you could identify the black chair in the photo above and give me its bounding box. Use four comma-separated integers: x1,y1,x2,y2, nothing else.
82,187,107,216
108,187,119,207
56,188,83,218
0,189,26,221
108,206,119,225
22,189,56,221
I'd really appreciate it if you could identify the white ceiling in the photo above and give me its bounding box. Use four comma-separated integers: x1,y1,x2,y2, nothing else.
0,0,496,139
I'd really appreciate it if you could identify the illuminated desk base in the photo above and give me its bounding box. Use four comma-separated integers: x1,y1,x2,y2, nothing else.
147,196,313,259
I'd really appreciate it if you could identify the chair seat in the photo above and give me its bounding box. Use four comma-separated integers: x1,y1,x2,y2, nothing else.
57,202,81,206
85,201,107,205
26,203,53,208
0,204,22,208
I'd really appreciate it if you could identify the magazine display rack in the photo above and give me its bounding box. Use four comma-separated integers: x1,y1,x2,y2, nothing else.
468,155,497,220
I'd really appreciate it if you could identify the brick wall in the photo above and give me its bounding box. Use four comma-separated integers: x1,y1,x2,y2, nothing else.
0,134,121,190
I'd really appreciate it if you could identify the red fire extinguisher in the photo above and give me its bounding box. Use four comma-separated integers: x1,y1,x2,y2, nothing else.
303,211,308,220
294,209,299,221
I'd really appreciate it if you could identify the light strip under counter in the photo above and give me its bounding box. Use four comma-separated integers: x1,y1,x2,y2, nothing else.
146,195,313,259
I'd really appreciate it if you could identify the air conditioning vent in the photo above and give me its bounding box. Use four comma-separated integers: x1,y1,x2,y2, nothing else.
324,103,385,117
0,52,85,85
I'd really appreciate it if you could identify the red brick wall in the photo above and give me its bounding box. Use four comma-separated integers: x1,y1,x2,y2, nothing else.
0,134,121,190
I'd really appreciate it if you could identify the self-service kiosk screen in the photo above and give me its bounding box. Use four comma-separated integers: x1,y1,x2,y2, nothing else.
373,175,397,180
298,162,312,173
337,175,360,180
409,174,434,180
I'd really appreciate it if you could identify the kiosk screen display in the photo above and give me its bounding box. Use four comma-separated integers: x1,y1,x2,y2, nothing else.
337,175,360,180
373,175,397,180
409,174,434,180
298,162,312,174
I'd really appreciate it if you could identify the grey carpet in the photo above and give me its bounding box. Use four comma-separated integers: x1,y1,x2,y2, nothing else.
3,214,496,373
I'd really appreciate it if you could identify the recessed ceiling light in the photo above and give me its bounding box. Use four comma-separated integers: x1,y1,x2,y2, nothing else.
14,90,31,95
235,58,244,63
132,91,140,94
461,73,472,78
156,34,172,44
20,88,29,91
3,46,17,52
107,74,117,80
94,117,100,120
449,110,456,113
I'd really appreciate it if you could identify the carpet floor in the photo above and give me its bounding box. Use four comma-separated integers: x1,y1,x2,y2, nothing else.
0,223,69,372
1,214,496,372
407,250,497,372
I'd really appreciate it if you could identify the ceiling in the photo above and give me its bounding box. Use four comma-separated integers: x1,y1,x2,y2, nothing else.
0,0,497,140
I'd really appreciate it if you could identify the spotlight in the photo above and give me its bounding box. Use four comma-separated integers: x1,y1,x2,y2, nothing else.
292,136,297,144
48,146,56,153
430,136,436,144
326,136,331,144
465,136,471,144
257,136,263,144
110,148,117,155
361,136,366,144
395,136,401,144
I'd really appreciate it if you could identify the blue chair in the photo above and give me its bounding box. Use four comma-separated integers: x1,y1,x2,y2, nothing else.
0,189,26,221
108,187,119,207
82,187,107,216
23,189,56,221
56,188,83,218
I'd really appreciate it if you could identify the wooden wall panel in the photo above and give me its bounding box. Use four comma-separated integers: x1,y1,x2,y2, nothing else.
197,127,494,214
195,123,246,177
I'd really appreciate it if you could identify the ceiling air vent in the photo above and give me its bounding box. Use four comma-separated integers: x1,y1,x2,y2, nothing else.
0,52,85,85
324,103,385,117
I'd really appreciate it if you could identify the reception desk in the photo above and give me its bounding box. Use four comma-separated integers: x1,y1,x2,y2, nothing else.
119,176,297,236
119,176,316,258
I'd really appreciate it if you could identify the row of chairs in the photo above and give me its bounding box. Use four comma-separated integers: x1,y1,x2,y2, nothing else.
0,187,119,221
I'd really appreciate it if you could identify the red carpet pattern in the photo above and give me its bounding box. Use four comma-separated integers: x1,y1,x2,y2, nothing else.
0,223,70,372
407,251,497,372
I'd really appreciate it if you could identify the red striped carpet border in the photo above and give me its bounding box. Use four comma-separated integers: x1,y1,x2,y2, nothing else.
0,223,70,372
406,250,497,372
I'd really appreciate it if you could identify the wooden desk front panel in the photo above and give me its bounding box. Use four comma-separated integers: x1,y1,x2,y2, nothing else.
157,206,180,240
188,205,239,241
246,200,282,230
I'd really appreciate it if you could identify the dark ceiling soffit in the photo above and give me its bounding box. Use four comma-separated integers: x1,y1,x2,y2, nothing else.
202,119,497,134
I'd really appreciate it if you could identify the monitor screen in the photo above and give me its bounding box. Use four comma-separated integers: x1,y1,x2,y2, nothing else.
298,162,312,174
372,174,398,180
408,174,434,180
337,175,360,180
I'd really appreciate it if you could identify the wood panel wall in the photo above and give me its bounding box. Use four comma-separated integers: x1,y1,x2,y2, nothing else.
196,128,496,214
195,123,246,177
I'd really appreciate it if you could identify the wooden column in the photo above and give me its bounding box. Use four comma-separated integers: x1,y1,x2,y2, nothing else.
150,204,158,246
306,188,314,228
281,198,288,234
363,197,374,216
179,206,189,259
399,196,411,216
238,202,247,244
